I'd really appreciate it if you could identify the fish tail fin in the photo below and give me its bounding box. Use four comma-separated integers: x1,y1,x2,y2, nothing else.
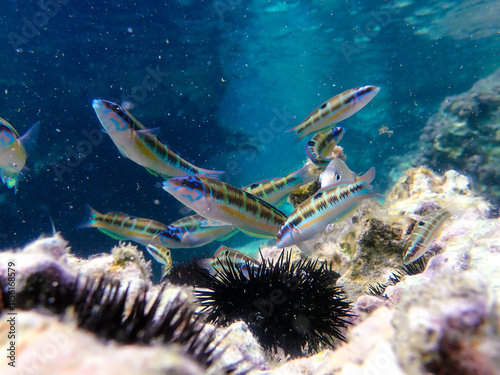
358,167,376,187
286,123,307,141
19,121,40,154
76,204,100,228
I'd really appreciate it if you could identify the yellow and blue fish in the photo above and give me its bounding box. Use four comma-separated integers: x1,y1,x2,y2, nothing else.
162,175,288,238
154,213,237,248
145,244,173,279
243,163,318,206
306,126,344,167
288,86,380,140
403,203,462,265
197,245,260,276
0,117,39,193
276,168,380,248
155,165,317,247
78,205,178,246
92,99,224,179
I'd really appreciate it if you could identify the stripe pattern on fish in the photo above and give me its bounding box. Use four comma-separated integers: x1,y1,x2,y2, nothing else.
92,99,224,179
306,126,344,167
403,204,462,265
288,86,380,140
162,175,288,238
276,167,380,247
78,205,177,246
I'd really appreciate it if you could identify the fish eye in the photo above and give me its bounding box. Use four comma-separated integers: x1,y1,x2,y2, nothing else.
181,179,188,186
418,221,425,226
335,174,341,181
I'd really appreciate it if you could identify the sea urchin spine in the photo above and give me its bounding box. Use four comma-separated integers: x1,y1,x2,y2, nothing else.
195,250,353,357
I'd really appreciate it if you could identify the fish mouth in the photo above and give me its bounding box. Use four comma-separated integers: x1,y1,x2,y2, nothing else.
163,176,207,195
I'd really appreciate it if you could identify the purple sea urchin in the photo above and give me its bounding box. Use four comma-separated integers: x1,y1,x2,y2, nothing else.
195,250,352,357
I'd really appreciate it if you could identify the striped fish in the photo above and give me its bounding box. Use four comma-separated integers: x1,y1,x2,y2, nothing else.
145,244,173,279
154,213,237,248
162,175,288,238
78,205,179,246
0,117,39,193
288,86,380,140
243,163,318,206
198,246,260,276
403,204,462,265
154,165,317,247
306,126,344,167
92,99,224,179
276,167,380,248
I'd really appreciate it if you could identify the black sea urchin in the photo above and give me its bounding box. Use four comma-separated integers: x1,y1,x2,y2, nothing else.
366,257,428,298
0,273,228,371
195,250,352,358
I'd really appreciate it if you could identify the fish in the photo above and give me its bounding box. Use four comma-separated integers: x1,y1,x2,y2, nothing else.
162,175,288,238
154,165,317,247
402,203,462,265
153,213,237,248
288,86,380,140
243,163,319,206
78,205,177,246
197,245,260,276
0,117,40,193
276,167,380,248
92,99,224,179
319,158,357,189
145,244,173,279
306,126,344,167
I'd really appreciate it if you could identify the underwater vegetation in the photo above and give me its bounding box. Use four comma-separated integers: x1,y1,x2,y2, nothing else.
195,250,352,358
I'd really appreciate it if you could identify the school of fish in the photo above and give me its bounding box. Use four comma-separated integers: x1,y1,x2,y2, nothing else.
5,85,453,274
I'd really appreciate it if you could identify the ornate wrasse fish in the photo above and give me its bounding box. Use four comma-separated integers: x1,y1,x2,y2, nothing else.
243,163,319,206
154,165,317,247
306,126,344,167
276,167,380,248
162,175,288,238
288,86,380,140
78,205,180,246
197,246,260,276
145,244,173,279
92,99,224,179
403,203,462,265
0,117,39,193
154,213,237,248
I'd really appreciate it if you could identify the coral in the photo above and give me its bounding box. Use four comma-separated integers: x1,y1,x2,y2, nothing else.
416,68,500,204
195,251,351,358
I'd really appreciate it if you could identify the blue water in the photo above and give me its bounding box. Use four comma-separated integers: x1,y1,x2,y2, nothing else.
1,0,499,275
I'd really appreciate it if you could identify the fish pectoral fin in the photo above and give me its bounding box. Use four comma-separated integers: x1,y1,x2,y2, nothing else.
200,219,231,227
97,228,128,241
295,241,314,255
